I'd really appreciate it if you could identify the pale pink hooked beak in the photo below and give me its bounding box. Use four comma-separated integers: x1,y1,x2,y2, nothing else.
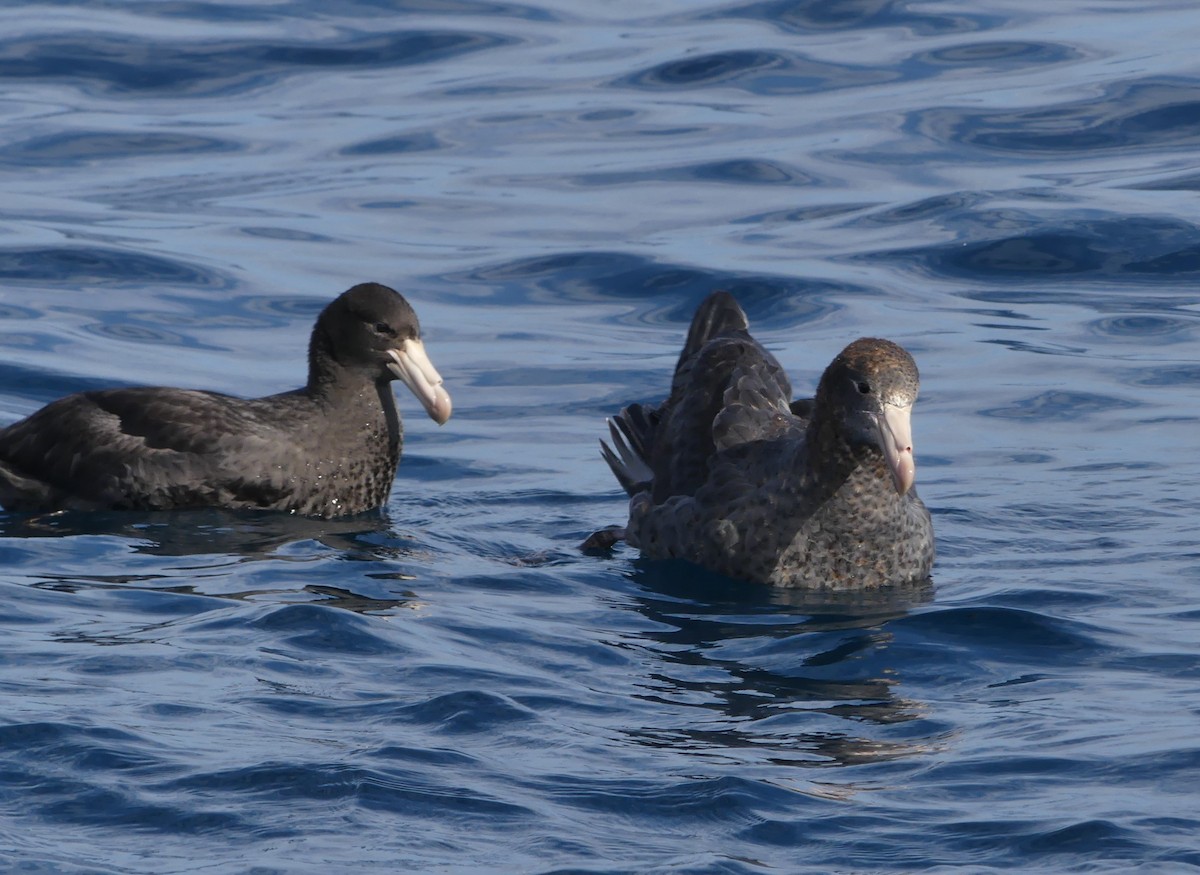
386,338,452,425
876,403,915,495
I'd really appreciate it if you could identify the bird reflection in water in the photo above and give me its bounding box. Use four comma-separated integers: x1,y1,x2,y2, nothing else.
9,507,428,615
619,562,940,774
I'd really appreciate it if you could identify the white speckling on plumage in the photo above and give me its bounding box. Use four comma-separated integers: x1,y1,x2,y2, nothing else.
600,290,934,589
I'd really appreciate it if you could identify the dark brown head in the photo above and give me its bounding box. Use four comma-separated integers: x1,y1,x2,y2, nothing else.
309,282,452,424
814,337,920,494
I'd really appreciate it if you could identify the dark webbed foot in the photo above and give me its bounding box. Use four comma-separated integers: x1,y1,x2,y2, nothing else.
580,525,626,553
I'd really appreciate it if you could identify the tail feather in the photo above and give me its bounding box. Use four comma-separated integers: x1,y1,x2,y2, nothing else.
600,403,656,496
601,292,748,498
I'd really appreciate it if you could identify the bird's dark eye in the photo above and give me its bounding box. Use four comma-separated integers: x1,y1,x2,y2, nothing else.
856,381,871,394
373,321,396,337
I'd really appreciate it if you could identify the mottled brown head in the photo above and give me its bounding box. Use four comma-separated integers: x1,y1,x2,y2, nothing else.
815,337,921,494
825,338,919,407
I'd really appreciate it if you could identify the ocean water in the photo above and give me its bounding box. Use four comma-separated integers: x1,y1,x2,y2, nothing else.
1,0,1198,872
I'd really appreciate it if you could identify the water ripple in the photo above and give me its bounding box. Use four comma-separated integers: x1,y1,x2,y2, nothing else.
867,215,1200,284
1087,314,1197,344
1124,364,1200,387
0,131,238,166
440,251,868,327
896,606,1109,660
0,721,244,833
0,30,517,97
619,49,895,93
80,321,196,348
340,131,445,156
0,246,227,287
916,78,1200,154
166,761,533,818
979,391,1141,421
697,0,990,35
569,158,814,187
250,604,407,655
918,40,1078,68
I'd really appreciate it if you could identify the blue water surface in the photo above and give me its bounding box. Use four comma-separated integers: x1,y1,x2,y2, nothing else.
1,0,1199,872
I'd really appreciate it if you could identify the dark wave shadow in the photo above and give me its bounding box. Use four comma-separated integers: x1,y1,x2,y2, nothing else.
849,190,986,227
913,40,1080,70
694,0,990,36
436,250,876,329
0,245,229,287
978,390,1141,422
340,131,446,156
914,78,1200,155
1123,363,1200,388
0,719,251,834
863,215,1200,287
891,604,1112,667
617,49,896,94
1087,314,1194,344
0,30,516,98
304,0,552,21
1126,171,1200,192
732,201,880,226
0,131,240,167
237,226,336,243
0,284,402,375
567,158,817,187
0,289,343,391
